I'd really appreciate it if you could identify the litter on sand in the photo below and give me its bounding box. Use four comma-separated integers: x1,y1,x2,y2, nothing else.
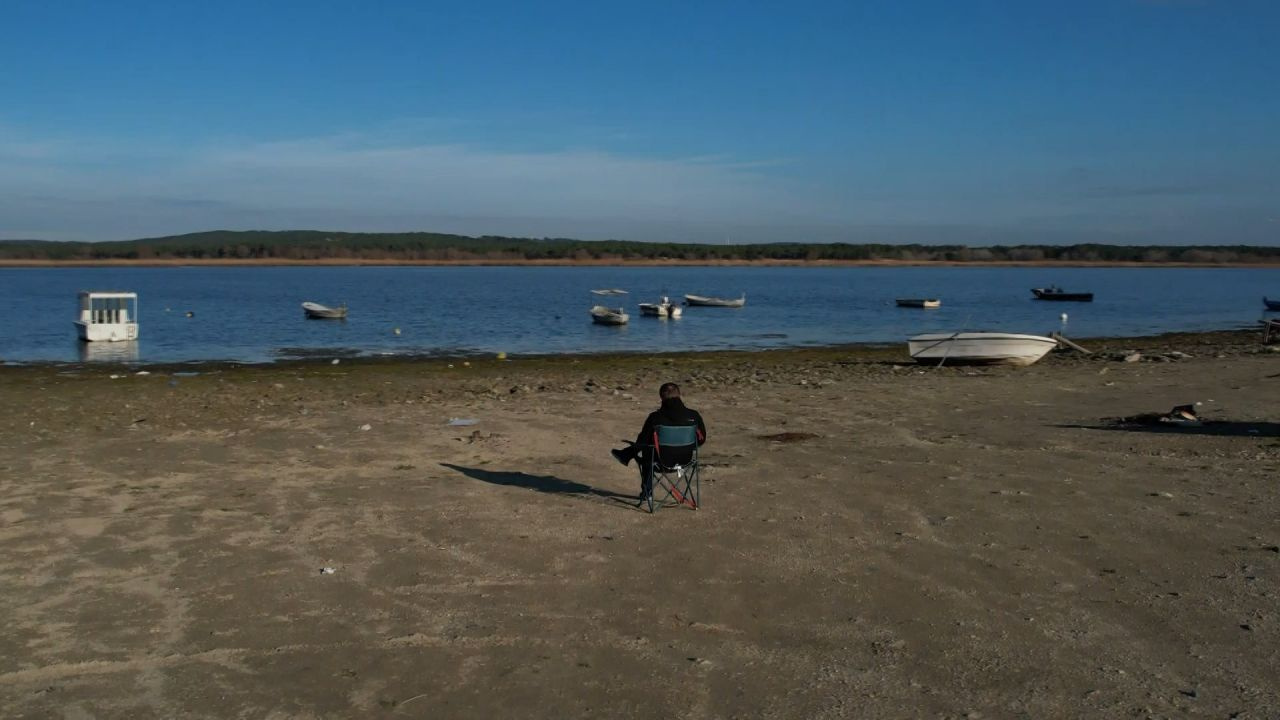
448,418,479,426
1160,404,1202,427
1111,403,1203,428
319,567,336,575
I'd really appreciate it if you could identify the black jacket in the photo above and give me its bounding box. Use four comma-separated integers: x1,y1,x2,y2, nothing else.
635,397,707,448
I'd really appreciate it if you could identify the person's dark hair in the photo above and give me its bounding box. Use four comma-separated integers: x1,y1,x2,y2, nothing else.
659,382,681,400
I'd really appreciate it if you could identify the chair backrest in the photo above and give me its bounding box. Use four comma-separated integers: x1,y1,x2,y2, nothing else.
654,424,698,448
653,424,698,468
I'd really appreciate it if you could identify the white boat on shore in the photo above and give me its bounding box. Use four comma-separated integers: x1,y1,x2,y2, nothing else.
302,302,348,319
638,296,682,318
907,332,1057,366
684,293,745,308
75,291,139,342
590,305,629,325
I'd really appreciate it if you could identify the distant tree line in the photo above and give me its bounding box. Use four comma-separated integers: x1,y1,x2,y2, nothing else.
1,230,1278,264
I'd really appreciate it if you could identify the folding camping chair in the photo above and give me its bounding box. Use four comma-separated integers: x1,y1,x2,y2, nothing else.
645,424,700,513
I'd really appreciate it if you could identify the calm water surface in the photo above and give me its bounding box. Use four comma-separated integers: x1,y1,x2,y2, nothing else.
0,266,1276,363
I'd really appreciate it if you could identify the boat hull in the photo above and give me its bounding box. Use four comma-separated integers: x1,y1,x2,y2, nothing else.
907,332,1057,366
684,294,745,308
302,302,347,319
74,321,139,342
1032,289,1093,302
590,306,629,325
896,298,941,308
638,302,682,318
1264,297,1280,311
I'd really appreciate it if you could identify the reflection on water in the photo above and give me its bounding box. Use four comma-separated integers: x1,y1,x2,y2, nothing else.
274,346,364,358
78,340,140,363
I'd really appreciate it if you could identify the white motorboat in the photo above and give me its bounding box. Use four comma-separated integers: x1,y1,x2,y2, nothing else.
684,293,745,308
638,296,682,318
75,291,139,342
302,302,347,319
590,305,629,325
591,288,628,296
907,332,1057,366
896,298,941,308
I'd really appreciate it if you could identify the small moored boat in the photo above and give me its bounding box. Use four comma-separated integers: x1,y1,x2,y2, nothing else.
590,305,629,325
684,293,746,308
907,332,1058,367
302,302,348,319
591,288,628,296
638,297,682,318
1264,296,1280,311
896,298,941,309
1032,286,1093,302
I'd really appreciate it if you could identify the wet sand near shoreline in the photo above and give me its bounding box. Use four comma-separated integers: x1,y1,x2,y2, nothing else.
1,331,1277,717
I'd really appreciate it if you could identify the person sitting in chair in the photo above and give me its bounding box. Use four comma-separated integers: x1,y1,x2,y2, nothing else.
612,382,706,503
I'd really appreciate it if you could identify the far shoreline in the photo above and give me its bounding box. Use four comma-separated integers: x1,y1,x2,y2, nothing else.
3,258,1280,269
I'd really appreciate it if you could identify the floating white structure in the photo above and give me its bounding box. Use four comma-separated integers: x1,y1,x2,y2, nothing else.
75,291,139,342
907,332,1057,366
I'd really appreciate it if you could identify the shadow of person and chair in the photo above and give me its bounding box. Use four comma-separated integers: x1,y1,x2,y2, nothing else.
439,462,643,509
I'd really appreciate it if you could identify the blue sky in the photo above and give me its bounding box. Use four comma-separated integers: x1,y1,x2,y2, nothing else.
1,0,1276,244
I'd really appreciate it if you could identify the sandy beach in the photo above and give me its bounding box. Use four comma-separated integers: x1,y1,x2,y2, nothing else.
2,330,1277,718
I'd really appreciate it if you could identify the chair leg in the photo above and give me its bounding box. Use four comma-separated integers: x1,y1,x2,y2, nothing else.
649,465,700,513
691,466,699,509
652,473,670,512
664,468,695,510
670,470,692,508
645,460,656,513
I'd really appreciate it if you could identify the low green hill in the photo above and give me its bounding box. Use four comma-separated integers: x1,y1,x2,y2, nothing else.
1,230,1277,264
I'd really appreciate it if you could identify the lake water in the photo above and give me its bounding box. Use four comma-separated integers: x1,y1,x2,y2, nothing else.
0,265,1276,364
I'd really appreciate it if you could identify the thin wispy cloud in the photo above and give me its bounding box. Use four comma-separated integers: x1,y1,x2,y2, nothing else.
0,122,1274,245
0,125,828,240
